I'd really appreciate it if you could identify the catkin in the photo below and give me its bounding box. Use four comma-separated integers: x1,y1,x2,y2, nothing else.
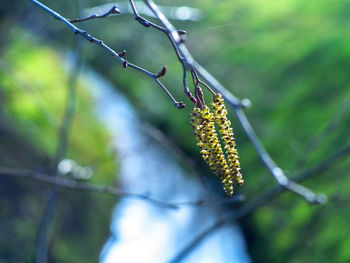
211,93,244,186
190,106,234,196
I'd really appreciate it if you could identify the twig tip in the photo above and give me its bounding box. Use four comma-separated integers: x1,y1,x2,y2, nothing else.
240,98,251,108
111,5,121,14
175,101,186,109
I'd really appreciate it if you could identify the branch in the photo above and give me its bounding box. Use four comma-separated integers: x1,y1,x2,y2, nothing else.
296,98,350,168
141,0,324,204
168,144,350,263
172,195,245,207
27,0,185,109
69,5,120,23
129,0,197,103
0,167,176,208
0,167,245,209
36,46,82,263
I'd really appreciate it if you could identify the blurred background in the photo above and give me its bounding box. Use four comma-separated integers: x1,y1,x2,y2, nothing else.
1,0,350,262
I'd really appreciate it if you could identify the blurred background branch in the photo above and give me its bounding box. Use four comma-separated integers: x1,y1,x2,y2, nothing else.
169,143,350,263
0,167,244,209
34,37,82,263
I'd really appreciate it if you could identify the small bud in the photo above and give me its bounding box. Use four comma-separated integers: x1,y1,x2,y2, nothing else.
123,60,128,68
110,5,121,14
135,17,150,27
177,30,187,43
190,95,197,104
240,98,251,108
156,66,167,78
118,50,126,57
175,101,185,109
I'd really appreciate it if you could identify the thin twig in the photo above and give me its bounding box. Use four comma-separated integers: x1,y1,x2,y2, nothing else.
142,0,324,204
35,190,57,263
35,42,82,263
27,0,184,108
296,99,350,168
191,68,216,95
0,167,177,209
129,0,197,103
0,167,246,209
168,144,350,263
172,194,245,207
69,5,120,23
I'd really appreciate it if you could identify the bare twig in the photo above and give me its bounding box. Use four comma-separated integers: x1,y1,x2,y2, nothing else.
35,42,82,263
129,0,197,104
296,99,350,168
35,189,57,263
142,0,324,204
168,144,350,263
0,167,177,209
69,5,120,23
0,167,246,209
27,0,184,109
191,68,216,95
172,194,245,207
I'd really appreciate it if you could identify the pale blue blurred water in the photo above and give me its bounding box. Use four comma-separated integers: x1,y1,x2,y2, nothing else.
83,70,251,263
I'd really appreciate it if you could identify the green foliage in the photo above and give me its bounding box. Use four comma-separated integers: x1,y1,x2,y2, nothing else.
1,28,117,184
0,29,117,262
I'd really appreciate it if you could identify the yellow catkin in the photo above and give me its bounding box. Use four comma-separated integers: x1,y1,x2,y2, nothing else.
190,106,234,196
211,93,244,186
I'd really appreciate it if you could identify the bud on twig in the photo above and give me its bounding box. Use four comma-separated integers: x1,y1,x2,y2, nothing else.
175,101,185,109
135,17,150,27
118,50,126,57
156,66,167,78
110,5,121,14
177,30,187,43
123,60,128,68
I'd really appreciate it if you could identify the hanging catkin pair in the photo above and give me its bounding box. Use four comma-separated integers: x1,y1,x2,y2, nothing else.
190,92,243,196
